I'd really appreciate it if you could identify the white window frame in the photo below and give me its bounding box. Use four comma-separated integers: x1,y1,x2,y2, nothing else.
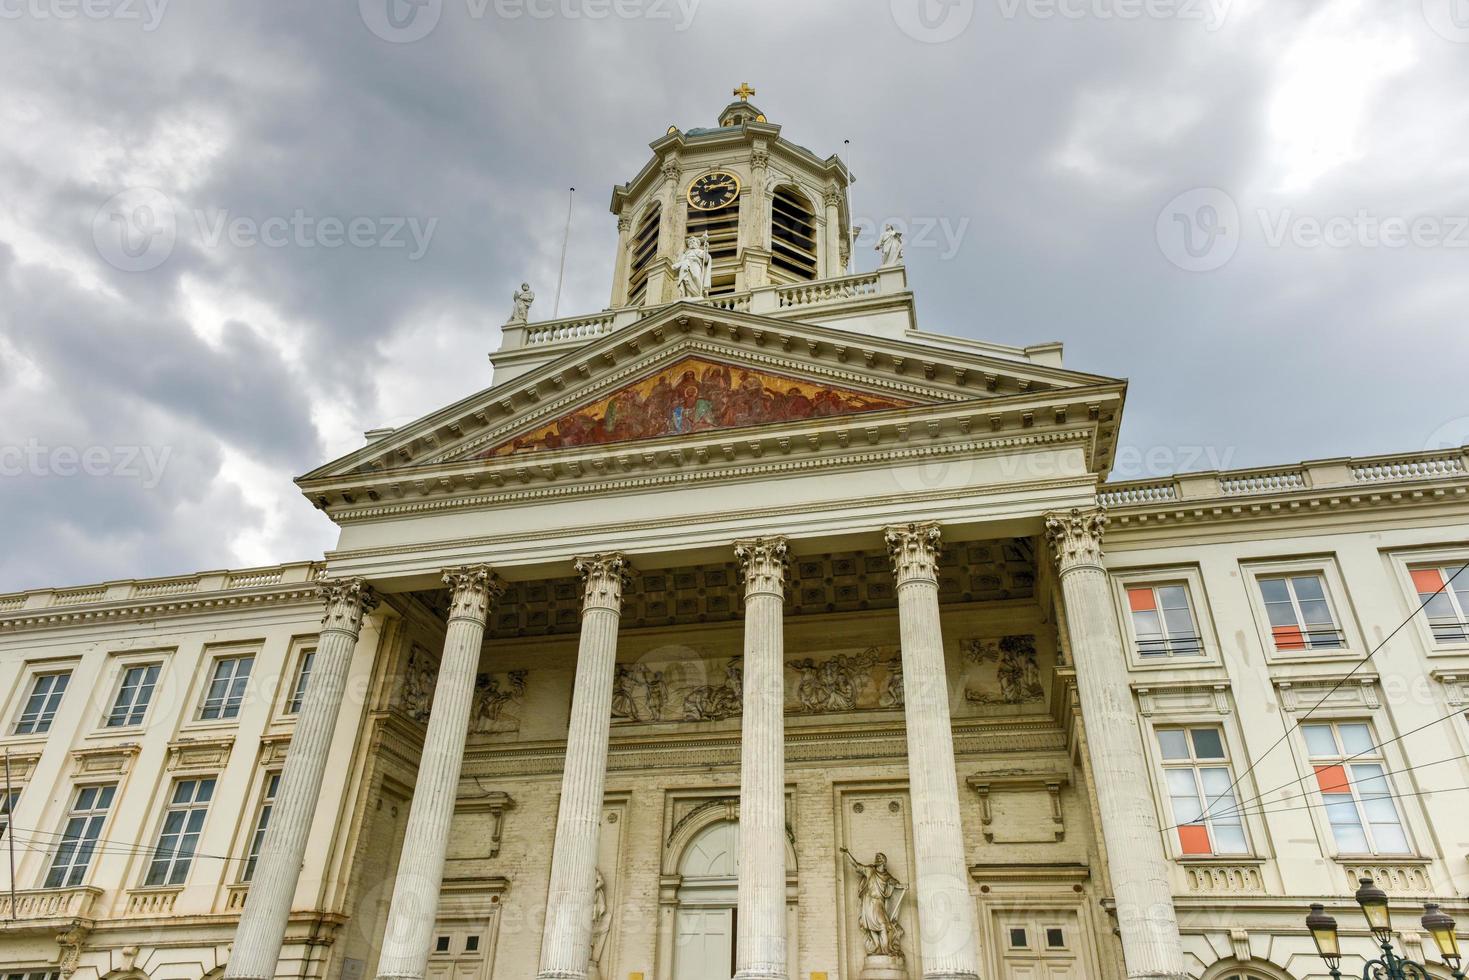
197,653,255,722
11,670,72,736
284,647,316,715
239,771,281,883
1110,565,1222,669
1155,725,1251,857
104,662,163,729
43,782,117,888
1241,557,1363,663
142,776,217,887
0,787,19,840
1300,719,1413,858
1387,547,1469,655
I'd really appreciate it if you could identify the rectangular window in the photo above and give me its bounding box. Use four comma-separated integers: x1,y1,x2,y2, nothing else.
1157,727,1249,855
199,655,254,720
0,789,18,839
13,671,70,735
106,663,161,727
44,783,116,887
144,777,216,886
286,649,316,714
2,973,61,980
241,772,281,883
1304,722,1410,855
1127,584,1203,657
1258,574,1344,650
1411,564,1469,644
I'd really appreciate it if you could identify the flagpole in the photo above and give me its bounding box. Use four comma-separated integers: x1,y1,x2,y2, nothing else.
843,139,857,274
552,186,575,318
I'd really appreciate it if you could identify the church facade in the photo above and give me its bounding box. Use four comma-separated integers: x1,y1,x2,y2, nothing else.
2,92,1467,980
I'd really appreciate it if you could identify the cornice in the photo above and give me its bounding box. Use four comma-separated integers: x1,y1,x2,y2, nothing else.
318,424,1102,526
1105,481,1469,536
0,583,325,635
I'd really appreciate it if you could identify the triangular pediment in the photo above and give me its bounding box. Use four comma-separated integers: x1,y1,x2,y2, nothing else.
297,303,1128,516
478,354,923,458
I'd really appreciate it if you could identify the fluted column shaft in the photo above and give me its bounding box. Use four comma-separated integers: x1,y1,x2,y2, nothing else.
376,566,504,980
226,579,378,980
885,523,980,980
537,555,631,980
1045,509,1185,980
733,537,789,980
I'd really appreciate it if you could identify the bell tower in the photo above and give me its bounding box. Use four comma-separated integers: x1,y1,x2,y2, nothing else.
608,84,854,308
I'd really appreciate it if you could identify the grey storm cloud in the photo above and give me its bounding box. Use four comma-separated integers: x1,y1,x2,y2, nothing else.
1,0,1467,592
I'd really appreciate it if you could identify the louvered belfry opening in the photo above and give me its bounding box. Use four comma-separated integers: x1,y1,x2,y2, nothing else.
770,184,818,282
627,202,661,306
686,199,740,296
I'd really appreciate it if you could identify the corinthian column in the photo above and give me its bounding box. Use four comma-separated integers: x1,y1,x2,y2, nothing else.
376,565,504,980
537,554,631,980
884,523,979,980
226,579,377,980
1044,509,1185,980
733,537,789,980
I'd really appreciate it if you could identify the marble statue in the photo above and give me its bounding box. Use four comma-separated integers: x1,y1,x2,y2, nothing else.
588,868,612,978
674,234,712,299
876,225,904,267
842,847,906,971
510,282,535,323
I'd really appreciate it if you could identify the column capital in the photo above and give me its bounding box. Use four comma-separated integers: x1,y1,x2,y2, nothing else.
1043,507,1108,574
442,565,506,625
734,536,788,598
575,553,631,612
317,578,379,633
884,521,942,586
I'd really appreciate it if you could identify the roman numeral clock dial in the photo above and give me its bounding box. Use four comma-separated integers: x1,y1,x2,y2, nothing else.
687,170,741,211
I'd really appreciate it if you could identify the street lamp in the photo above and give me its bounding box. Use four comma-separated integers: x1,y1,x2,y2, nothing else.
1304,878,1466,980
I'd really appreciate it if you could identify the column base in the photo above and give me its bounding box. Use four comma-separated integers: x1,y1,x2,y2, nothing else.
733,971,787,980
921,973,980,980
536,972,588,980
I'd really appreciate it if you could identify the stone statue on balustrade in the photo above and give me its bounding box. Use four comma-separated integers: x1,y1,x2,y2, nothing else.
674,233,712,300
509,282,535,323
842,847,907,979
876,224,904,267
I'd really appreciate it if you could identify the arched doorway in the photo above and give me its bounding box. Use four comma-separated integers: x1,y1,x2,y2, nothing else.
673,820,739,980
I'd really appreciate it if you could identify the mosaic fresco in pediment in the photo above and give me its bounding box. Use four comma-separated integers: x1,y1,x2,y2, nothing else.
482,355,921,458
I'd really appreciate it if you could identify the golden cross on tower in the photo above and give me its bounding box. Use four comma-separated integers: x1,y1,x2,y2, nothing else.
732,81,756,102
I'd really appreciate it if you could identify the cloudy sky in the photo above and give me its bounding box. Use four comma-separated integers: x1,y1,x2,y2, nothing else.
1,0,1466,592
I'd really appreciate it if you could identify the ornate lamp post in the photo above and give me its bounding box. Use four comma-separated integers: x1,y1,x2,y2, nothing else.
1305,878,1466,980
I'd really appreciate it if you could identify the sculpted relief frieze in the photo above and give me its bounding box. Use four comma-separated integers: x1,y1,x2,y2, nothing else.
962,634,1045,707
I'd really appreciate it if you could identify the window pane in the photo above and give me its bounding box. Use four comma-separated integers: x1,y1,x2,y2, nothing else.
1292,575,1325,601
1132,609,1163,638
1329,822,1370,853
1190,729,1226,760
1264,600,1300,628
1259,578,1290,603
1157,730,1190,760
1162,605,1196,638
1213,824,1249,854
1371,823,1410,854
1198,767,1235,796
1165,770,1199,796
1304,725,1338,757
1338,725,1374,756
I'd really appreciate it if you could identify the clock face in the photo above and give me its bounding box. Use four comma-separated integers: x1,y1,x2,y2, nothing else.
687,171,741,211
